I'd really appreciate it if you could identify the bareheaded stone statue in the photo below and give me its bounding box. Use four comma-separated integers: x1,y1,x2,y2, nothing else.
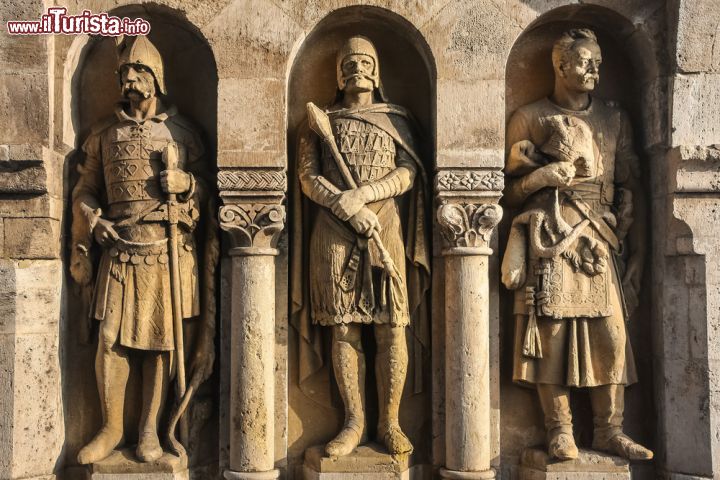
69,35,218,465
501,28,653,461
297,35,429,457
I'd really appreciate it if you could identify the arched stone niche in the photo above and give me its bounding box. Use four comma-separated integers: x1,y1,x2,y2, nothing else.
60,5,219,477
500,4,664,476
286,6,436,478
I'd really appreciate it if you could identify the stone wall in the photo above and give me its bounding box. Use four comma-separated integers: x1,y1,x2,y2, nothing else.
0,0,717,479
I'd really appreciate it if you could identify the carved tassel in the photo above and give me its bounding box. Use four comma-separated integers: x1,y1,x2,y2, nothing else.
522,286,543,359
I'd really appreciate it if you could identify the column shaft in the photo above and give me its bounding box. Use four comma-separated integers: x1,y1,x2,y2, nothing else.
227,253,277,477
444,254,492,474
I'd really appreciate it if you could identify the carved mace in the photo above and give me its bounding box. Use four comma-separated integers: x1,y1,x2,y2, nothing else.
306,102,402,283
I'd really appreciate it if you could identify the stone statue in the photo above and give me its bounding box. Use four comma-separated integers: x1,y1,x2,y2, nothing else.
501,29,653,461
69,35,218,465
296,35,429,457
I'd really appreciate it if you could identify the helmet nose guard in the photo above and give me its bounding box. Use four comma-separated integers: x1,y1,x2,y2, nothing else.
116,34,166,95
336,35,381,92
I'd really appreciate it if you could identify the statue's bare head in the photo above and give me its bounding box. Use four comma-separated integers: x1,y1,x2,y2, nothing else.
115,35,166,101
336,36,382,97
552,29,602,93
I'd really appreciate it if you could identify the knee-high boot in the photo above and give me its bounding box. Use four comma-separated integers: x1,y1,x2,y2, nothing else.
326,327,366,456
376,325,412,455
537,383,577,460
590,384,653,460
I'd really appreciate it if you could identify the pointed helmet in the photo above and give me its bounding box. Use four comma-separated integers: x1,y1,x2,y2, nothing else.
116,35,166,95
336,35,381,92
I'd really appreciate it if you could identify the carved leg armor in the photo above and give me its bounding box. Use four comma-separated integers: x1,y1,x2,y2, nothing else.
77,321,130,464
137,351,170,462
326,325,367,457
537,384,578,460
590,384,653,460
375,324,413,455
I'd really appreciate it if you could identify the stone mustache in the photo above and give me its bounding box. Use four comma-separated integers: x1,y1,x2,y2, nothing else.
502,28,653,462
69,34,218,466
296,35,430,457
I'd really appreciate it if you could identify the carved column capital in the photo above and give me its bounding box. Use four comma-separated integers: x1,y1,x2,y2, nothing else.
219,203,286,255
437,202,503,255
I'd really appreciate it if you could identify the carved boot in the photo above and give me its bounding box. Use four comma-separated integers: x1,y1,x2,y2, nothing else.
590,384,653,460
537,384,578,460
376,325,413,456
78,344,129,464
137,352,170,462
326,328,367,457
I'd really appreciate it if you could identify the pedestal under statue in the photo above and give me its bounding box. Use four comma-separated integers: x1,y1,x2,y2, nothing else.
69,34,218,476
295,35,430,475
502,28,653,466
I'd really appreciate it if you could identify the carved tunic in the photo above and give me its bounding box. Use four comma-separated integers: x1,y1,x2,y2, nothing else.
73,105,203,351
298,109,417,326
506,97,639,387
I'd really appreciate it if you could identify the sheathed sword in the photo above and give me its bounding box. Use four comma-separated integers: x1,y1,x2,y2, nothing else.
161,143,189,447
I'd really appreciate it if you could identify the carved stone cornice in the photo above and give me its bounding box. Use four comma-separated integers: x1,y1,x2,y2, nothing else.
218,168,286,205
218,169,287,192
219,203,286,255
435,169,504,193
437,202,503,255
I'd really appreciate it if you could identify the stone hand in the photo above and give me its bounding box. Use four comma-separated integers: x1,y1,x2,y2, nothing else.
348,207,381,237
534,162,576,188
93,218,119,248
331,186,371,221
160,169,191,194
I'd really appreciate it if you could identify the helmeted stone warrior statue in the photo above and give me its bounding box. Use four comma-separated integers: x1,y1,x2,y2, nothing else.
295,36,429,457
502,28,652,461
69,35,218,465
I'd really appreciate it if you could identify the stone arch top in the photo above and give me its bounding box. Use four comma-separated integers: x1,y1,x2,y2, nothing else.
60,4,218,156
286,5,437,172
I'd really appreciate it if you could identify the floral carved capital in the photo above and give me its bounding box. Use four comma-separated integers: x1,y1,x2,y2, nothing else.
219,203,286,252
437,202,503,253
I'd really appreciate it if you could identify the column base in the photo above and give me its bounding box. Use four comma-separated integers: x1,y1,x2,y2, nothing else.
303,443,414,479
223,469,280,480
85,448,188,480
439,467,495,479
519,448,629,480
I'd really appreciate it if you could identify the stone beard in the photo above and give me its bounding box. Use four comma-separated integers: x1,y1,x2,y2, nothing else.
295,35,429,458
502,28,653,462
69,34,216,467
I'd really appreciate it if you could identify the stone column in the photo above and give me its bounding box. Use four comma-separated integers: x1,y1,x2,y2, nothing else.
220,201,285,480
436,199,502,480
